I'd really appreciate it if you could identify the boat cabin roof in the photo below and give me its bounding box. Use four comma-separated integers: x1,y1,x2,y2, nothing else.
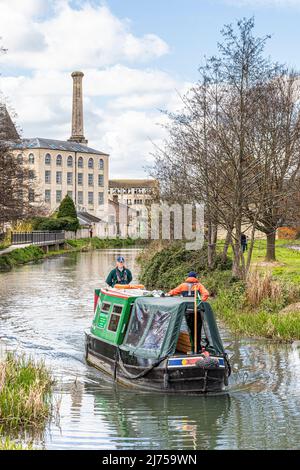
93,290,225,359
120,297,225,360
100,287,149,299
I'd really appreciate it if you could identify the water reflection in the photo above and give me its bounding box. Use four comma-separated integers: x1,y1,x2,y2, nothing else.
0,250,299,449
47,385,231,450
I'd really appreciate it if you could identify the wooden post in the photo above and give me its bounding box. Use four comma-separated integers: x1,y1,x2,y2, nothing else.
194,288,197,354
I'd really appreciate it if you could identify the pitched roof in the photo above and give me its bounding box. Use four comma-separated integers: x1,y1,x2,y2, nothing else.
77,211,103,225
108,199,138,214
109,179,157,189
10,137,109,155
0,104,20,141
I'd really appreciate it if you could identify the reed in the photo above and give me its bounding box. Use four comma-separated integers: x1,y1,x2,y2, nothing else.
246,270,282,307
0,437,32,450
245,270,300,309
212,287,300,341
0,352,53,430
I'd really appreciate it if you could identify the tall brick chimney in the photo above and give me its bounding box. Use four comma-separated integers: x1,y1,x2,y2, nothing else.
68,71,88,144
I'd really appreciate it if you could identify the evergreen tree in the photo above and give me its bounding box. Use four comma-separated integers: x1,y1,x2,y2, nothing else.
57,195,77,219
56,195,80,231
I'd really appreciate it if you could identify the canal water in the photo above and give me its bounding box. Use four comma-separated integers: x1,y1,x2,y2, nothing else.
0,249,299,450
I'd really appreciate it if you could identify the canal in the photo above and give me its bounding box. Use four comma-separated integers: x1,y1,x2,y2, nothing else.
0,249,299,449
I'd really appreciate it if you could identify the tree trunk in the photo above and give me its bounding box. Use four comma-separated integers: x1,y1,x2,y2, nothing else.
207,222,217,269
266,231,276,261
222,230,231,262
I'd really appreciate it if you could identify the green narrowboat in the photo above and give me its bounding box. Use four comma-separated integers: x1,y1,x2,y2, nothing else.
85,287,231,393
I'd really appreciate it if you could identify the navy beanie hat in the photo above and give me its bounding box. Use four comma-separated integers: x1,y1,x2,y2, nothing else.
188,271,198,278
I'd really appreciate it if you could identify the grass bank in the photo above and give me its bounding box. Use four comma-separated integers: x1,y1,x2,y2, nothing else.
0,240,10,251
66,237,148,250
0,352,53,430
0,437,32,450
138,241,300,341
0,237,147,272
0,245,45,272
211,280,300,341
0,352,54,449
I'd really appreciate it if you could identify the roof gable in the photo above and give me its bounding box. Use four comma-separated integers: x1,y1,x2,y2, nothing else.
0,105,20,141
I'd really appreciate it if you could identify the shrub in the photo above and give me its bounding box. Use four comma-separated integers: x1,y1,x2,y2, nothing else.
33,196,80,232
57,195,78,219
37,216,79,232
277,227,300,240
36,219,63,231
139,242,232,291
0,255,13,271
31,217,49,230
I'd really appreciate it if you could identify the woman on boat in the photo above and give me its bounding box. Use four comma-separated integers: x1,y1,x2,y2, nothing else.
106,256,133,288
167,271,209,300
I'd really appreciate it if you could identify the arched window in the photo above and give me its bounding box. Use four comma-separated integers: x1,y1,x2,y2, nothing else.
45,153,51,165
28,153,35,164
99,158,104,170
17,153,22,163
29,189,35,202
56,154,62,166
78,157,83,168
67,155,73,167
88,158,94,169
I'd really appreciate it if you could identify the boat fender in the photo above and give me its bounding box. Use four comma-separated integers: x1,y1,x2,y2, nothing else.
163,372,169,389
113,352,118,382
163,360,169,389
224,353,231,378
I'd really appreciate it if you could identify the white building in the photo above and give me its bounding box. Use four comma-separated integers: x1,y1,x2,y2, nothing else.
8,71,109,219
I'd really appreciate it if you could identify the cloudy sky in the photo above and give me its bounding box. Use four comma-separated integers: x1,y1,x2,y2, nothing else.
1,0,300,177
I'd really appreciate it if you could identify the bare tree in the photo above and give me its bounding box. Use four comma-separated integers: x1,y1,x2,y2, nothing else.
0,141,41,225
0,40,44,227
153,18,280,278
245,73,300,260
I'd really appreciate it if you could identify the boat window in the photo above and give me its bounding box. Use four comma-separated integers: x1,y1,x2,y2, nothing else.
107,304,123,333
108,314,121,332
112,305,123,315
124,304,171,353
125,306,151,348
101,302,111,313
139,310,170,351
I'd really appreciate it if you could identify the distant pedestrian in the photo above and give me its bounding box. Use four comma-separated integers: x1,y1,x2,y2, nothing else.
89,228,93,238
241,233,247,253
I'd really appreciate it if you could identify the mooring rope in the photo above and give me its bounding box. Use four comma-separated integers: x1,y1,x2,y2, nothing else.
114,348,168,381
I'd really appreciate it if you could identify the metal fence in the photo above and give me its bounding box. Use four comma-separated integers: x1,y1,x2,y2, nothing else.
11,231,65,246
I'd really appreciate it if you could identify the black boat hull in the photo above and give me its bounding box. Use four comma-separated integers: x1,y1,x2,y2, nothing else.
85,331,229,394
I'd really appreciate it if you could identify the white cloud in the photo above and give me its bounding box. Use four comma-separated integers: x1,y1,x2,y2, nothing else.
0,1,169,70
108,93,171,110
85,66,177,96
0,1,189,178
0,65,190,177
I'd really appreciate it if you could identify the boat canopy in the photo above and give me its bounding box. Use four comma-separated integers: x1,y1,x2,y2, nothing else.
120,297,225,360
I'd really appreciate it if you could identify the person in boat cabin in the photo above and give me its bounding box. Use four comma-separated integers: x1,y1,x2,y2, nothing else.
106,256,133,288
167,271,209,300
